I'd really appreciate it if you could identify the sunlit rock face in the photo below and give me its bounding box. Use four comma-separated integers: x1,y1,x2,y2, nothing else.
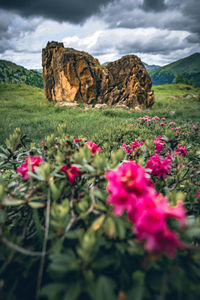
42,41,154,108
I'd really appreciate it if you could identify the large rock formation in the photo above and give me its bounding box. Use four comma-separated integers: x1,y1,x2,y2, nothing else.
42,41,154,108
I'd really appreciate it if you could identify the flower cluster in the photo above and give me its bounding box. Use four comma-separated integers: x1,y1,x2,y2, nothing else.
86,141,102,155
146,154,172,178
154,136,166,154
106,161,186,257
122,139,143,154
176,144,187,157
16,156,43,180
61,164,80,184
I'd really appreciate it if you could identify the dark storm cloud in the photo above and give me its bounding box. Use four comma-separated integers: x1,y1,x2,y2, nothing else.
102,0,200,41
0,9,42,53
141,0,166,11
0,0,116,23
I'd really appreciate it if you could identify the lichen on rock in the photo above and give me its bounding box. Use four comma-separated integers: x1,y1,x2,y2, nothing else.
42,41,154,108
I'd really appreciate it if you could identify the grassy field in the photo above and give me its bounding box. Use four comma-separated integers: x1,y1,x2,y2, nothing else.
0,83,199,145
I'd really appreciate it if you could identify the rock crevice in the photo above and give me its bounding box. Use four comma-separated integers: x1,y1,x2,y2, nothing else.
42,41,154,108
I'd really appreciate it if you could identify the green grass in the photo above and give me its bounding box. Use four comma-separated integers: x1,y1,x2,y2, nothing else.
0,83,199,145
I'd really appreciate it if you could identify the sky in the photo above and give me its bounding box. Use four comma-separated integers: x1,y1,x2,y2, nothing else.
0,0,199,69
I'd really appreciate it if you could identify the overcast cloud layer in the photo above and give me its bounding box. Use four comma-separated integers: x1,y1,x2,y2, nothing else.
0,0,199,68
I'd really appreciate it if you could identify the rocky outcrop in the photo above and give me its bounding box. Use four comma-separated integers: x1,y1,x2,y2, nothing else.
42,41,154,108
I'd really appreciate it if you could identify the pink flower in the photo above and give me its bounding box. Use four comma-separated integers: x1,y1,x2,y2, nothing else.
161,118,166,121
175,127,181,130
152,116,160,120
176,144,187,157
146,154,172,178
41,141,44,145
61,165,80,184
132,139,143,151
74,137,83,143
105,161,154,216
195,190,200,198
129,123,133,127
86,141,102,155
154,136,166,154
169,122,175,125
121,143,132,154
192,125,197,131
133,196,186,257
160,122,165,126
16,156,43,180
106,162,186,257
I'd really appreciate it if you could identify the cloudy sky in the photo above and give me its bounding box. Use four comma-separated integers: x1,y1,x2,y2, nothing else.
0,0,199,69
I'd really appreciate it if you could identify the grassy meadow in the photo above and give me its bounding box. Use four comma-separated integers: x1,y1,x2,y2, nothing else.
0,82,200,145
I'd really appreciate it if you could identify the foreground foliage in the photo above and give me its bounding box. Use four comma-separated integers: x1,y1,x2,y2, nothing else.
0,117,200,300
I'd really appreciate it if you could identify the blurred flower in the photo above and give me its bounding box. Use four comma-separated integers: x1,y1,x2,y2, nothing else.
16,156,43,180
154,136,166,154
176,144,187,157
106,161,186,257
195,190,200,198
105,161,154,216
146,154,172,178
86,141,102,155
61,164,80,184
192,125,198,131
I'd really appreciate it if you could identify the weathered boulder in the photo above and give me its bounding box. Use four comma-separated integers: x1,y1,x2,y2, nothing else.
42,41,154,108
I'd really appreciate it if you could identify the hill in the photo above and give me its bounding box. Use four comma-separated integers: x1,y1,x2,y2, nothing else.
143,62,160,71
149,53,200,87
0,60,43,88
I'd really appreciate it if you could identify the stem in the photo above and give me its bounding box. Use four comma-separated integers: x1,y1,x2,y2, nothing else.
35,189,51,300
33,208,43,245
0,235,45,257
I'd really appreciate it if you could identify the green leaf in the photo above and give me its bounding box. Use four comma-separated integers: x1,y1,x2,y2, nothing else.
28,201,45,208
91,214,105,231
2,198,25,206
94,276,116,300
40,283,66,300
127,271,145,300
63,281,81,300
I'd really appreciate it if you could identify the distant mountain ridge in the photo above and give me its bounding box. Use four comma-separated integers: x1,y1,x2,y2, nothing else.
149,53,200,87
143,62,160,71
0,60,43,88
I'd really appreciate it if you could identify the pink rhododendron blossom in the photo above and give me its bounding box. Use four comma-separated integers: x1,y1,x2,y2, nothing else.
195,190,200,198
121,143,132,154
106,162,186,257
169,122,175,125
160,122,165,126
132,139,143,150
176,144,187,157
74,137,82,143
192,125,197,130
154,136,166,154
161,118,166,121
132,196,186,257
146,154,172,178
105,161,154,216
86,141,102,155
138,116,151,122
61,165,80,184
175,127,181,130
16,156,43,180
122,140,143,154
152,116,160,120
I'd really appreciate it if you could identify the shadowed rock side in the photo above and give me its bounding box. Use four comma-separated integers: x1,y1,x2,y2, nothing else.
42,41,154,108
